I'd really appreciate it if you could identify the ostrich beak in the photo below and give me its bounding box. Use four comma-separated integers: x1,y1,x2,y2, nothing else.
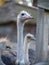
29,15,34,19
25,15,34,20
31,37,36,41
32,37,36,41
30,35,36,41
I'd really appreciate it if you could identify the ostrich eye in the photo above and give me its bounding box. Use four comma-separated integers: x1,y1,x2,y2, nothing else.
27,36,31,39
21,13,25,16
6,46,11,49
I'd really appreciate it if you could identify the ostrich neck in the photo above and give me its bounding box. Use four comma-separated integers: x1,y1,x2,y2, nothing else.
17,20,24,62
24,38,30,63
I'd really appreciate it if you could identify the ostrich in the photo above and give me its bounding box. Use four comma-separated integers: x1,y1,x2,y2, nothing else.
1,45,17,65
0,38,17,65
24,33,36,65
17,10,33,65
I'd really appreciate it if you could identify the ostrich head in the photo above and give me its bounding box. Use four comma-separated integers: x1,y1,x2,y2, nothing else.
24,33,36,43
17,10,33,22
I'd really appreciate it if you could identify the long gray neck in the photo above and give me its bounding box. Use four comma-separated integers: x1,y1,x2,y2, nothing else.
17,20,24,64
24,37,30,64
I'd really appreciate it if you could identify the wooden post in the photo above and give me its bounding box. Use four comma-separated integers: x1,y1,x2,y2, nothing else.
36,8,48,62
42,12,48,61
